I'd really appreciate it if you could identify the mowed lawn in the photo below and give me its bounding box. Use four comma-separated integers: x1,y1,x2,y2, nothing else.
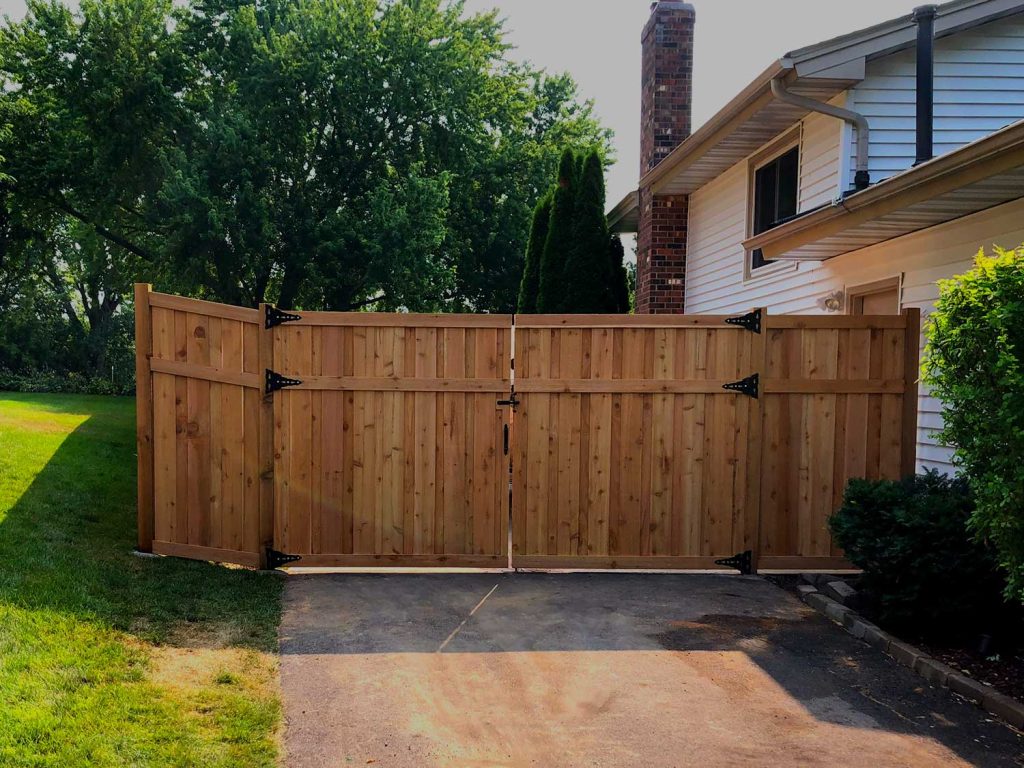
0,393,283,767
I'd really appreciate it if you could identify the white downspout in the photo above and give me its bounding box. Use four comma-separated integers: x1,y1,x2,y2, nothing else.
770,77,871,191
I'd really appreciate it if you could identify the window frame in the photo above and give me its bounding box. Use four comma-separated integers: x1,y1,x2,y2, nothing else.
744,129,801,282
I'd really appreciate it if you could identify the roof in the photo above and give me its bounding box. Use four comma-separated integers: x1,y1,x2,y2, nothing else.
743,118,1024,261
609,0,1024,233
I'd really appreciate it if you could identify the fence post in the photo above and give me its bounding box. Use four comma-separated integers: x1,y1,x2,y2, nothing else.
744,307,768,573
135,283,155,552
901,307,922,478
257,304,276,568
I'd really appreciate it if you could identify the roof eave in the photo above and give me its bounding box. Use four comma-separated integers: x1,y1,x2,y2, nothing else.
608,190,640,233
742,119,1024,260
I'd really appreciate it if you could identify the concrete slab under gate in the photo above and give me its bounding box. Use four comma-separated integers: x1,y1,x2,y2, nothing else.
279,573,1023,767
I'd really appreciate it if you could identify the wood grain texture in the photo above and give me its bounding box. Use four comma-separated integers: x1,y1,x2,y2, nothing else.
271,315,511,563
145,291,262,565
135,284,155,551
140,290,918,573
511,324,758,565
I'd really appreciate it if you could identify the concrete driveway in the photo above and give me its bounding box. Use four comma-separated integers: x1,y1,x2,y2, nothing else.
279,573,1023,767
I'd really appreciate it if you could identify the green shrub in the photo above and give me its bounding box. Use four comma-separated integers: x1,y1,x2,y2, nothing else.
923,246,1024,601
829,471,1004,631
0,369,134,396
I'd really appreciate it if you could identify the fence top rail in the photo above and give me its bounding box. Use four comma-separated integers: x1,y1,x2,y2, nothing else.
286,311,512,328
766,314,908,329
149,291,261,324
514,314,750,329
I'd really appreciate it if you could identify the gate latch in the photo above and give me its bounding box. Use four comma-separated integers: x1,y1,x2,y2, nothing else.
725,308,762,334
265,369,303,393
497,392,520,410
265,306,303,329
715,550,754,575
265,547,302,569
723,373,759,399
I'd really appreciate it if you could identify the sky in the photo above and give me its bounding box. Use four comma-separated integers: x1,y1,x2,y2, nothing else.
0,0,929,205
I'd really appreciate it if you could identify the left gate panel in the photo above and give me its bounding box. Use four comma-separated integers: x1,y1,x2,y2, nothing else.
143,291,267,568
271,313,512,567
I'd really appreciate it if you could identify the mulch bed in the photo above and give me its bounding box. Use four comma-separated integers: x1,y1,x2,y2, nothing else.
916,643,1024,704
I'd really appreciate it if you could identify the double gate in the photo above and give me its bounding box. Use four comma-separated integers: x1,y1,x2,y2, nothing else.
136,286,920,572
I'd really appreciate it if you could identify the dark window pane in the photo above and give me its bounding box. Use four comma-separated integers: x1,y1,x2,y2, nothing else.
751,145,799,270
776,147,799,222
753,162,778,235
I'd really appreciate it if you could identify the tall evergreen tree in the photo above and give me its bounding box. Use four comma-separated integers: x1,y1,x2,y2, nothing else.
537,149,577,313
517,192,552,313
608,235,631,313
563,150,613,312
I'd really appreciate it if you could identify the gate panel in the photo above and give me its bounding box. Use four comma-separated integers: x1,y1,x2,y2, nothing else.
140,290,267,568
272,314,511,566
757,312,918,570
511,316,762,569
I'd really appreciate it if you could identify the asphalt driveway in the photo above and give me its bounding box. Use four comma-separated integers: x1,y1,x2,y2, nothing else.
279,573,1023,767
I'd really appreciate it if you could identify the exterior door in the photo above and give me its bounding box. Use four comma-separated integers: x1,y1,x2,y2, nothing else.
850,279,900,315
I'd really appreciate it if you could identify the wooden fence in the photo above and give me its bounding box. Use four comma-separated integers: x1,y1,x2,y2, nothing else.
136,285,920,571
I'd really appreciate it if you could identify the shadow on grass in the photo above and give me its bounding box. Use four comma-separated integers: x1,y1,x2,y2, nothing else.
0,392,280,765
0,393,281,651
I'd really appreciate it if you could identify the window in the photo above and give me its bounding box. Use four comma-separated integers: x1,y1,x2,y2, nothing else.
750,145,799,270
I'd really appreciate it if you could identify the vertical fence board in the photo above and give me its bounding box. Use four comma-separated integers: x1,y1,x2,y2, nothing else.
135,284,154,552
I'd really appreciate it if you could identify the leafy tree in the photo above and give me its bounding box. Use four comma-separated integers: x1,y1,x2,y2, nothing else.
923,246,1024,601
537,149,577,313
563,150,612,312
609,235,630,313
0,0,611,382
517,192,551,313
0,0,612,378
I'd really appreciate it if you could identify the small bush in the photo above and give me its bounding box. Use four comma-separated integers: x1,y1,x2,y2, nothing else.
0,369,134,397
829,471,1005,632
923,246,1024,602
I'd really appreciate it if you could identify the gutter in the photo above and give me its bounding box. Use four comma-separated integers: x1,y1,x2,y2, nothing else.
742,118,1024,259
641,60,788,193
769,78,871,190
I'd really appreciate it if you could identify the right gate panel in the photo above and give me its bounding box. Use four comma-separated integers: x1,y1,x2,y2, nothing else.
511,315,761,569
757,313,916,570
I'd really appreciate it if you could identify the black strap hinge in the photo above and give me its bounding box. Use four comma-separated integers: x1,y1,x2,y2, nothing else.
265,369,303,393
265,547,301,569
725,308,762,334
723,373,758,399
265,305,303,329
715,550,754,575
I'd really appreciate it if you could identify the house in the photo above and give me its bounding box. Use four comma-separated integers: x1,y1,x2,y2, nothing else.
610,0,1024,473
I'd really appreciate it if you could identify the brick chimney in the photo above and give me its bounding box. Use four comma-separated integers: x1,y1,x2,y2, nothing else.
636,1,694,314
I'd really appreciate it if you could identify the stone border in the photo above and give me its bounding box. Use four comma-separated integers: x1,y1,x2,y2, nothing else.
796,581,1024,730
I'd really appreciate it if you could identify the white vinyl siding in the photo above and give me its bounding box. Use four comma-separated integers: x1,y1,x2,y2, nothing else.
847,14,1024,183
686,189,1024,474
798,95,846,211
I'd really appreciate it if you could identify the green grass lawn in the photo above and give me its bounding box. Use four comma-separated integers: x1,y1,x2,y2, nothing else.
0,393,283,767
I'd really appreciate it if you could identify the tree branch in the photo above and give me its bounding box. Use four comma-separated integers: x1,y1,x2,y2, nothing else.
49,194,156,262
